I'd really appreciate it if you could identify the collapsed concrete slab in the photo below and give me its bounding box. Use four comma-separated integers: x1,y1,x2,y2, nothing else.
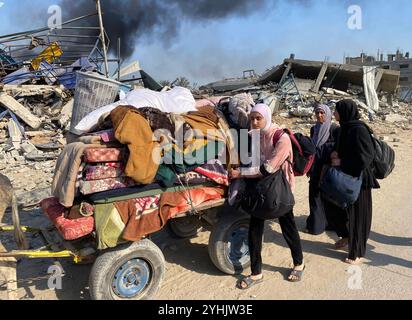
2,84,67,98
0,93,42,129
258,58,400,94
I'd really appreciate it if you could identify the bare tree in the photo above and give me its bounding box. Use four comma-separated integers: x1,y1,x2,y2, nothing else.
172,77,191,89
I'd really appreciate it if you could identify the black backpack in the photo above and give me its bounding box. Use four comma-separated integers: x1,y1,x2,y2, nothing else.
371,136,395,179
361,124,395,180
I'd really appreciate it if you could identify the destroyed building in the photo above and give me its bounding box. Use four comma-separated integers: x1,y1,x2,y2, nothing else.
0,11,123,202
346,49,412,102
198,54,401,119
259,56,399,94
346,50,412,86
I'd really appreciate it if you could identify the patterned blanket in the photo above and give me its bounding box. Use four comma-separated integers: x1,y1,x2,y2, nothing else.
79,177,136,195
84,163,125,181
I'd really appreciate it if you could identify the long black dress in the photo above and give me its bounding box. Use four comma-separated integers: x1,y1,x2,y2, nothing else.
334,100,380,260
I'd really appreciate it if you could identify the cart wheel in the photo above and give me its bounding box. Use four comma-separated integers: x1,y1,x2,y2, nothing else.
89,239,165,300
168,216,202,239
208,211,250,275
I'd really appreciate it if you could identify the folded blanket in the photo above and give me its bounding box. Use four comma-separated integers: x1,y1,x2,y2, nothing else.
159,187,225,220
111,106,161,184
156,139,226,187
84,163,125,181
194,159,229,186
79,177,136,195
52,142,108,207
114,195,163,242
94,203,127,250
83,147,126,163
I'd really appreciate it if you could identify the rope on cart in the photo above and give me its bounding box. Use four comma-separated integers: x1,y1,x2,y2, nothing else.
173,167,199,216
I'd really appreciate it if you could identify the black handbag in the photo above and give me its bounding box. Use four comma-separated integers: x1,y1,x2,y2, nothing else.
241,170,295,220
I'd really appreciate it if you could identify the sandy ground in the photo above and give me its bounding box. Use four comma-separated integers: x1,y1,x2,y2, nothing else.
1,126,411,300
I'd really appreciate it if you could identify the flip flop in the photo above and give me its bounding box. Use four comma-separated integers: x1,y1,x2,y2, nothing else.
236,276,264,290
288,266,305,282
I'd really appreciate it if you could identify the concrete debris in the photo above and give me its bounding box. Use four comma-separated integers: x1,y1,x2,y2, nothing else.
0,93,42,129
2,84,67,99
59,98,74,128
289,107,314,118
385,114,408,123
20,141,38,154
16,187,52,208
322,87,351,96
7,118,23,150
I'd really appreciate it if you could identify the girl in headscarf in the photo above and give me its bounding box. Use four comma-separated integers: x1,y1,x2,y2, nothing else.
306,104,340,235
330,99,379,264
230,103,305,289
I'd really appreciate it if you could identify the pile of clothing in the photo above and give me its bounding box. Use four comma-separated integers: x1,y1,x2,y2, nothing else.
44,87,237,249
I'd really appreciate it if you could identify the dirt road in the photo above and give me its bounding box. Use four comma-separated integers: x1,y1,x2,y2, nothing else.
3,128,412,300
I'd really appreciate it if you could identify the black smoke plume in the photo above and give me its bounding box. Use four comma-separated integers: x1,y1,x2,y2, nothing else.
59,0,273,59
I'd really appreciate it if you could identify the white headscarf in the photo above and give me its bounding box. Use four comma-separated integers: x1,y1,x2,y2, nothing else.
250,103,272,132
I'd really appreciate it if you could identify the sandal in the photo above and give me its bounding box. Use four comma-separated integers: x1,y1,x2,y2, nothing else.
288,266,305,282
236,275,264,290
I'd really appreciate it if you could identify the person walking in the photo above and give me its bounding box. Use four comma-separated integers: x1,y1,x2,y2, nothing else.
230,103,305,289
330,99,379,264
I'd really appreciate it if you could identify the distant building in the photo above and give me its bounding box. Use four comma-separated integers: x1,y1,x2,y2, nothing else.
346,50,412,88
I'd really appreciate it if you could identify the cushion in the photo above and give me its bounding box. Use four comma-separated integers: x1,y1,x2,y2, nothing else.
40,198,95,241
83,148,125,163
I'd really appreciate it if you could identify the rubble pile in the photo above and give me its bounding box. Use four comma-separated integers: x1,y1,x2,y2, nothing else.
0,84,76,205
198,55,412,135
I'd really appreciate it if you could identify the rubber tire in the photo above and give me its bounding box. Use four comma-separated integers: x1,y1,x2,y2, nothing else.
89,239,165,300
168,216,202,239
208,212,250,275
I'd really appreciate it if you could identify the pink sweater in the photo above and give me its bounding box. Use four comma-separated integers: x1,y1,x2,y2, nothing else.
240,124,295,193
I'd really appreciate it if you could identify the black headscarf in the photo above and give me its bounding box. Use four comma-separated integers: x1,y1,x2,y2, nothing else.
335,99,360,124
334,100,379,189
335,99,364,154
